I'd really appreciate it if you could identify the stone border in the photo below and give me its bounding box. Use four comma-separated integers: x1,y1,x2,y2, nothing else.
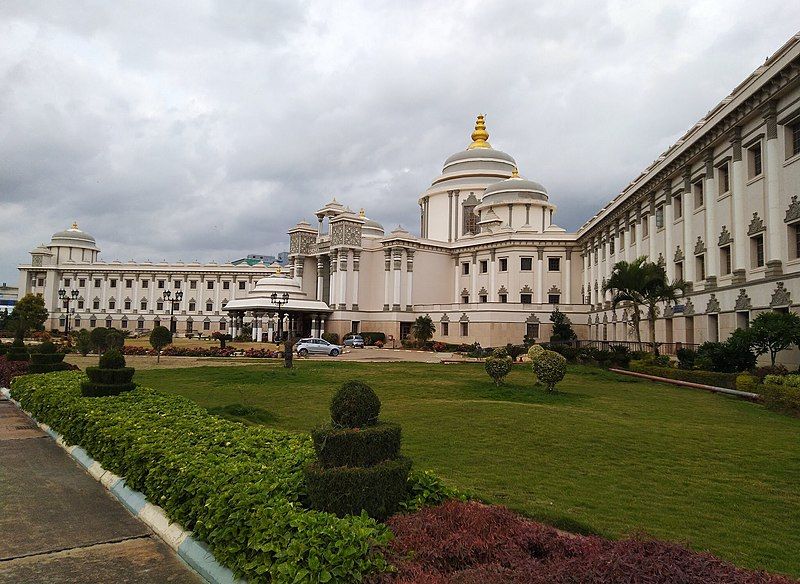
607,369,760,400
0,387,245,584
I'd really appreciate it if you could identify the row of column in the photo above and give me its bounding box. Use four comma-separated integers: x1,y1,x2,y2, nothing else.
235,311,326,342
327,249,360,311
383,248,414,311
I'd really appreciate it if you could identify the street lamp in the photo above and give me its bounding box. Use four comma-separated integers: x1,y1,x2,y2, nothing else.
162,290,183,334
58,289,79,335
270,292,290,342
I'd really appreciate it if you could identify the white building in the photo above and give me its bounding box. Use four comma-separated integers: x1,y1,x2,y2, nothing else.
18,33,800,362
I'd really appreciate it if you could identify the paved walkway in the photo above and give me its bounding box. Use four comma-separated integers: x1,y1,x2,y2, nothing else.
0,397,203,584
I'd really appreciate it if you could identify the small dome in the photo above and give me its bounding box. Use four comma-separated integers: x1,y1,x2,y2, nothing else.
50,222,99,250
481,170,548,203
443,147,517,168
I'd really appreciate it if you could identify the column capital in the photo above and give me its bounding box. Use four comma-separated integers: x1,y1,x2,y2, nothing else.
704,149,715,175
762,101,778,140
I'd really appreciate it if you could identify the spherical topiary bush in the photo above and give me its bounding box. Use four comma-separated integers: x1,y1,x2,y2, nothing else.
532,350,567,392
485,356,512,386
527,344,546,363
99,348,126,369
491,346,509,359
330,380,381,428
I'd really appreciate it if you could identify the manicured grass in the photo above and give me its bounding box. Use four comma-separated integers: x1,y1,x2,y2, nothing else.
134,362,800,577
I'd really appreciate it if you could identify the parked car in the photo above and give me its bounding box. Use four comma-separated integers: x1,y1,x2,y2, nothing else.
295,338,342,357
343,334,365,348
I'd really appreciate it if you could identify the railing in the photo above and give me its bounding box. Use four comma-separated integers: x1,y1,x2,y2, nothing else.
546,339,700,356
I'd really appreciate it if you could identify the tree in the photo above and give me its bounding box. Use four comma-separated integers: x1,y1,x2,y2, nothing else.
89,327,110,353
603,257,687,352
149,326,173,363
212,331,232,348
75,329,92,356
411,314,436,347
746,311,800,366
549,308,577,342
7,294,48,339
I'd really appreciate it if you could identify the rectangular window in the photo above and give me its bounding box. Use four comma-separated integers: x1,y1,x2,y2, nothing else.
140,300,147,310
156,301,164,311
78,278,85,287
110,279,117,288
478,260,487,273
718,164,730,195
499,293,507,303
442,322,449,336
238,281,246,290
696,255,706,281
204,321,211,331
479,294,488,303
462,262,470,275
94,279,101,287
790,121,800,158
752,234,765,268
461,295,469,304
174,280,181,289
460,322,469,337
124,300,131,310
186,321,193,333
158,280,165,289
619,231,625,247
736,311,750,330
693,180,704,208
108,299,115,309
64,278,71,287
630,224,636,242
220,321,226,331
792,223,800,260
674,195,682,219
520,293,532,304
655,206,664,229
190,280,197,289
499,258,508,272
548,294,560,304
548,257,560,271
207,281,214,290
93,300,100,310
77,300,84,309
526,322,539,339
720,245,731,275
142,279,149,288
206,301,213,311
223,281,230,290
121,319,128,329
748,142,762,178
189,301,196,311
520,257,533,271
126,279,133,288
609,238,615,255
38,278,45,287
708,313,719,343
642,216,649,238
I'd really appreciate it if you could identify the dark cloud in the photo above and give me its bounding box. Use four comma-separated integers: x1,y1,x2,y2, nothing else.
1,0,799,283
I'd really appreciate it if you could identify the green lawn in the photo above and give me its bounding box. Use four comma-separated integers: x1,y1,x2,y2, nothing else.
134,362,800,577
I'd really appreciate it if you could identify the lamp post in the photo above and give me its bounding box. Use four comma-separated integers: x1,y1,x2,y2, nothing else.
58,289,79,335
163,290,183,334
270,292,290,342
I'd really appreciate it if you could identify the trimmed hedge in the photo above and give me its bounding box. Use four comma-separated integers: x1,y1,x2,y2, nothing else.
6,339,29,362
10,372,393,582
80,381,137,397
628,362,738,389
85,367,136,385
306,457,413,521
330,380,381,428
312,422,401,468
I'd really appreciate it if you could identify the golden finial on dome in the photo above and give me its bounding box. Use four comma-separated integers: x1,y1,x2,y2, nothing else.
511,167,520,178
359,208,366,218
467,114,491,149
276,265,282,274
71,221,78,229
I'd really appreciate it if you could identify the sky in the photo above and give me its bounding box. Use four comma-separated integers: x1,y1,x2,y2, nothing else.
1,1,799,285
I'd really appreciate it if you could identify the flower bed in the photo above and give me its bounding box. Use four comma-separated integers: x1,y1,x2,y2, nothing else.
121,345,279,358
380,500,796,583
0,355,78,387
10,371,391,582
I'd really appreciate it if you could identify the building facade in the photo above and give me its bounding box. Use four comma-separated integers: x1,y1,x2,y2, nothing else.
17,34,800,362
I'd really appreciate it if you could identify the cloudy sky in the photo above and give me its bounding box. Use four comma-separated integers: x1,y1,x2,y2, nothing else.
1,1,799,285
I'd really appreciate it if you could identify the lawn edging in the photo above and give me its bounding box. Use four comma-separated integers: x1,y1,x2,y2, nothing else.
608,368,761,400
0,386,243,584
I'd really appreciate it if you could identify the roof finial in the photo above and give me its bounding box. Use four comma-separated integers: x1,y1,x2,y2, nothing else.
468,114,491,149
511,167,520,178
359,208,366,218
71,221,78,229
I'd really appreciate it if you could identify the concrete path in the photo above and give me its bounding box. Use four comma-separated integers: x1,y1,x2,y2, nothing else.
0,397,203,584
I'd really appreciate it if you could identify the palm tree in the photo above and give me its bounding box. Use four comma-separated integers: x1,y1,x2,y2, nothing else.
603,257,687,352
411,314,436,346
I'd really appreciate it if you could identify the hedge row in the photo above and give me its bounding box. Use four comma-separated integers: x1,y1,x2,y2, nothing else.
10,371,391,582
121,346,280,358
628,362,739,389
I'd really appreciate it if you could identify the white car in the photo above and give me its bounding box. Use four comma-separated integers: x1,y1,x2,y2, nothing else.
295,338,342,357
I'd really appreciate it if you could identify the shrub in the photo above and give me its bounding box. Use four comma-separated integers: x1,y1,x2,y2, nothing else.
330,380,381,428
752,364,789,382
550,308,577,341
149,326,173,354
89,327,110,353
533,350,567,392
400,470,467,513
676,347,696,370
547,344,579,362
484,356,512,386
311,422,401,468
360,332,386,346
82,348,134,397
106,328,125,350
527,344,546,362
322,332,340,345
629,361,738,389
29,342,68,374
696,338,755,374
640,352,672,367
6,339,30,362
99,348,126,369
735,373,759,394
0,356,31,387
608,344,632,368
491,346,509,358
75,329,92,356
10,372,393,581
763,374,785,385
761,381,800,416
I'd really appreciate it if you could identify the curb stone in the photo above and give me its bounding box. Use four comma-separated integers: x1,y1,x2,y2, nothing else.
0,387,246,584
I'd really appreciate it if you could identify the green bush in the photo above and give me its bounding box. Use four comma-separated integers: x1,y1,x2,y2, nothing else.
763,374,785,385
28,346,68,374
99,348,126,369
311,422,401,468
6,339,29,362
38,341,57,354
533,350,567,392
75,329,92,356
761,382,800,416
322,332,340,345
484,356,512,386
547,344,579,362
491,346,509,359
85,367,136,385
735,373,759,394
149,326,173,353
10,372,393,582
330,380,381,428
676,348,696,370
30,353,65,365
696,337,756,373
305,457,412,521
628,361,738,389
527,344,546,362
89,327,110,353
79,381,136,397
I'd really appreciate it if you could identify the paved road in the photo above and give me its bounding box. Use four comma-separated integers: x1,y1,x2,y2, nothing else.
0,397,203,584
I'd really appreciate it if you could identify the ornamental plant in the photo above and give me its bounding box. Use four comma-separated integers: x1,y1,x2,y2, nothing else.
149,325,173,363
532,350,567,392
28,341,69,374
306,380,412,520
6,338,30,362
81,348,135,397
485,356,512,386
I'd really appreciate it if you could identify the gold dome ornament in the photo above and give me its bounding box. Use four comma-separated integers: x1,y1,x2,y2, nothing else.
467,114,491,149
511,167,520,178
71,221,79,229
